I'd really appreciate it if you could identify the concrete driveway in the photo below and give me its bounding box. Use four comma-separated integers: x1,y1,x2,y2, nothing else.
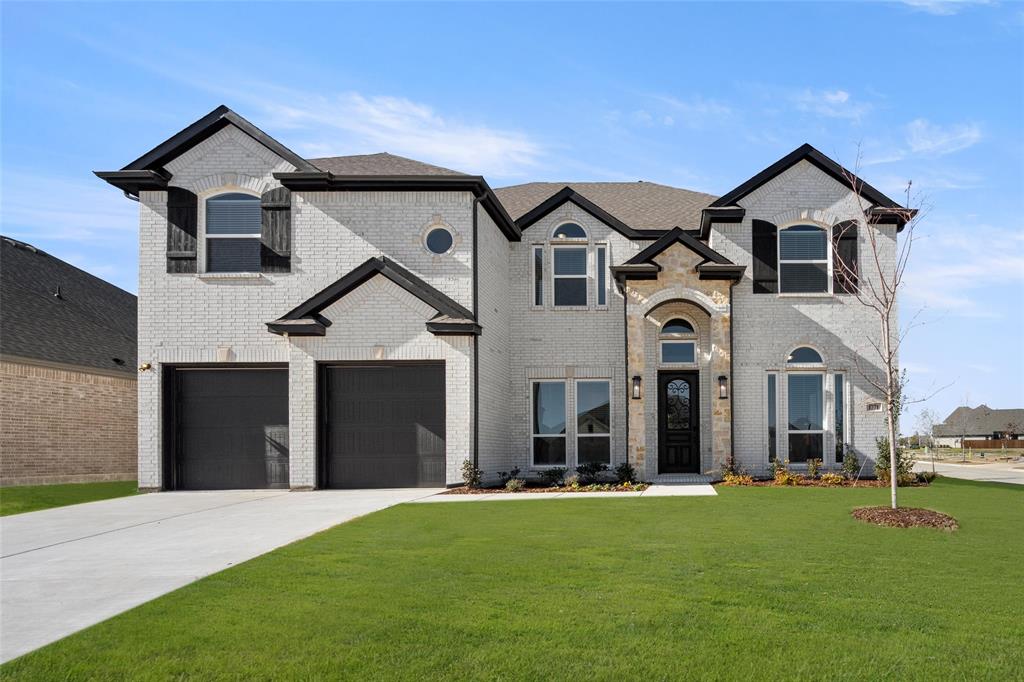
0,488,441,663
913,460,1024,485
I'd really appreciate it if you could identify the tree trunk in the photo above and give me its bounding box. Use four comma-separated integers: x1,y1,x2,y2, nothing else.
883,316,898,509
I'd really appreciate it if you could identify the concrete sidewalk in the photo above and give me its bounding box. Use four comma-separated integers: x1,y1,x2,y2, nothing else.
0,488,440,663
913,460,1024,486
410,484,717,502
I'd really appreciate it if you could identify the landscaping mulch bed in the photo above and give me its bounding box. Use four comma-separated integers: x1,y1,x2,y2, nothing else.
851,506,959,531
444,483,648,495
718,479,926,488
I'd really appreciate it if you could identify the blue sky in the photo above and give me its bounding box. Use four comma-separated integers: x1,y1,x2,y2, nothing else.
2,1,1022,430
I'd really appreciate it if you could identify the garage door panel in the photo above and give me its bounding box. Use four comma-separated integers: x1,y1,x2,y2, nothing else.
171,368,289,490
322,364,445,488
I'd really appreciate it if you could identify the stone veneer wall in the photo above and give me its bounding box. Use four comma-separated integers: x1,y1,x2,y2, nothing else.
0,359,137,486
624,242,735,480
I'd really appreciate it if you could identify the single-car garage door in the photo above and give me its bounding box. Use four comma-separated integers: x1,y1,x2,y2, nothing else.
167,367,289,490
321,363,445,488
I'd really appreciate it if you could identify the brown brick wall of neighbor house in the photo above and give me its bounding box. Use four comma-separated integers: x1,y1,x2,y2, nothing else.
0,360,137,486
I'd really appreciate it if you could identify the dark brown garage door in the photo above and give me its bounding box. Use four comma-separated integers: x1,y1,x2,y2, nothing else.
167,367,289,490
321,363,445,488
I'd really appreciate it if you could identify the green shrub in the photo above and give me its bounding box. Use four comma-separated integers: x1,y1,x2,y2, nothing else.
497,467,521,486
461,460,482,489
576,462,609,484
875,437,916,485
505,478,525,492
807,458,821,479
565,474,581,490
917,470,937,484
841,449,861,480
538,467,567,487
614,462,638,484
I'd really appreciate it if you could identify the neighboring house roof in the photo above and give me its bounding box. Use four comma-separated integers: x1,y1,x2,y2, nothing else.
0,236,137,375
495,181,717,232
933,405,1024,437
267,256,480,337
308,153,466,177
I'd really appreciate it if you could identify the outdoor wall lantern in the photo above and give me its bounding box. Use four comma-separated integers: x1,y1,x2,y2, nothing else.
631,375,642,400
718,375,729,400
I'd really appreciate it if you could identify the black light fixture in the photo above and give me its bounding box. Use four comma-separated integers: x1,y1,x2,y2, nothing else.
632,375,642,399
718,375,729,400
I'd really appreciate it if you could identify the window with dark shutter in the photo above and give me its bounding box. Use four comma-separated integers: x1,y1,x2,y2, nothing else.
751,219,778,294
206,193,261,273
832,220,858,294
260,187,292,273
167,188,198,274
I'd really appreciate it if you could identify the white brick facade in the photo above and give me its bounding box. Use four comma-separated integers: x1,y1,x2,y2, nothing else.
131,118,894,489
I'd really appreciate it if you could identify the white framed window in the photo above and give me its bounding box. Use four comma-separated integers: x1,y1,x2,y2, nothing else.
531,381,567,466
778,224,830,295
552,245,588,306
767,372,778,463
596,245,607,307
552,221,587,240
659,317,698,365
205,192,261,273
834,372,847,463
576,380,611,465
532,245,544,307
786,347,825,463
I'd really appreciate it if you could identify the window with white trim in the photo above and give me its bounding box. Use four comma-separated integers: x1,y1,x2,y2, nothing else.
659,317,698,365
553,221,587,239
532,381,566,466
786,347,825,463
576,381,610,464
205,193,261,273
596,245,607,306
532,246,544,306
834,372,846,462
767,372,778,462
553,246,588,306
779,224,830,294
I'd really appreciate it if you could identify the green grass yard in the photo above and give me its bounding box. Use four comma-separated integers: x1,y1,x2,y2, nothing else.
0,480,137,517
3,478,1021,680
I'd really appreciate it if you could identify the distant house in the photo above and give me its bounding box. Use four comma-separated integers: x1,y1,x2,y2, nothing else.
932,405,1024,448
0,237,137,486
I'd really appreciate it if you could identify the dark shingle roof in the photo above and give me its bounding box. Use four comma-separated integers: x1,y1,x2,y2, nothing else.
933,405,1024,437
494,181,717,230
307,153,467,177
0,237,137,375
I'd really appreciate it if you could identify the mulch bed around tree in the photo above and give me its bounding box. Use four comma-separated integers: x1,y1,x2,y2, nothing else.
444,483,648,495
851,506,958,531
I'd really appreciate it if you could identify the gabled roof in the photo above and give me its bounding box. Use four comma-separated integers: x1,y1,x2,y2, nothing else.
496,181,715,234
309,152,466,176
0,236,137,375
267,257,480,337
933,405,1024,437
611,227,745,282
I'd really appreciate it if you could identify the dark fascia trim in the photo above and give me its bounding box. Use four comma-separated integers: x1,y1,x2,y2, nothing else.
267,256,479,337
609,263,660,282
625,227,734,266
514,186,658,241
122,105,317,173
93,169,171,194
698,206,745,239
710,143,902,211
697,263,746,281
426,320,482,335
867,206,917,231
273,172,521,242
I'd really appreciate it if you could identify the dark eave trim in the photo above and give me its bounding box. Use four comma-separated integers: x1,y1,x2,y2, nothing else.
273,172,520,241
267,256,480,337
698,206,745,239
625,227,734,266
426,320,482,335
867,206,917,231
93,169,171,194
513,186,653,240
710,143,901,211
122,105,317,173
697,263,746,281
609,263,660,282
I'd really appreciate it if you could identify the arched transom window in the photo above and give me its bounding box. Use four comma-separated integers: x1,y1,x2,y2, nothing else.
660,317,697,364
785,346,826,465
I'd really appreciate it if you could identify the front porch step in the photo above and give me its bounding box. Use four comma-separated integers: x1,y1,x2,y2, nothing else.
653,474,715,485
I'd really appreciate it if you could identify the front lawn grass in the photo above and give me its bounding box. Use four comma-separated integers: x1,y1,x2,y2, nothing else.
4,478,1021,680
0,480,137,517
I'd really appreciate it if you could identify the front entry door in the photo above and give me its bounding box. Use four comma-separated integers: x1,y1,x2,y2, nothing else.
658,372,700,474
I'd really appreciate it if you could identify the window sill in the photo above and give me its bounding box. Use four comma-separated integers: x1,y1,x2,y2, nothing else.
197,272,264,281
777,293,834,298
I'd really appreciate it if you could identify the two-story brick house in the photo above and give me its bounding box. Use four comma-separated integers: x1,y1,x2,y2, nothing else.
97,106,906,490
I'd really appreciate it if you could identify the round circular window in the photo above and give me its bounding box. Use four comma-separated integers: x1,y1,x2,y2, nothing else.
425,227,454,254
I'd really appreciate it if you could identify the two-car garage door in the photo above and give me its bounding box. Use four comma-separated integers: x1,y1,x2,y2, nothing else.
165,363,445,490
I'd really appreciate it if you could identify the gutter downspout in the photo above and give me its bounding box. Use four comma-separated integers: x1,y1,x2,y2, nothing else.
729,283,736,470
472,197,480,468
621,277,629,478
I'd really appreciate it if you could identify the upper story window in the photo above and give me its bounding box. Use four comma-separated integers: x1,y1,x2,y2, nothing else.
660,317,697,364
778,224,829,294
787,346,823,365
553,222,587,240
553,246,588,306
425,227,454,255
206,193,261,273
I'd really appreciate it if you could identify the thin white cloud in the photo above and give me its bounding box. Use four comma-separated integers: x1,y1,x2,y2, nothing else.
899,0,994,16
792,88,871,121
906,118,982,156
651,95,733,128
